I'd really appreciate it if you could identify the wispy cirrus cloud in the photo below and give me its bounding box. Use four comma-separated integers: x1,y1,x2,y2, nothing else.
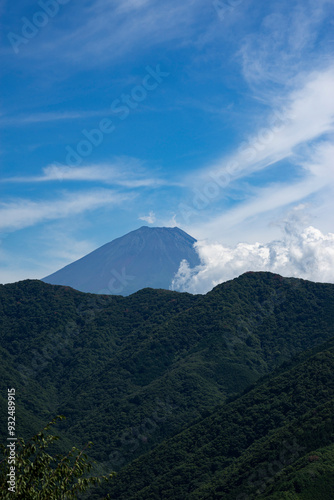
0,110,113,126
4,0,210,66
194,66,334,191
239,0,334,90
3,161,170,188
175,66,334,237
193,139,334,238
0,189,131,232
1,0,333,288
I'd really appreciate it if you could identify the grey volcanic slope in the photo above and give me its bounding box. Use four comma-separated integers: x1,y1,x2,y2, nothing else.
42,226,201,295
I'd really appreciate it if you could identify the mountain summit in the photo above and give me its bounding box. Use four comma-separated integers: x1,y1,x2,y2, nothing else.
42,226,200,295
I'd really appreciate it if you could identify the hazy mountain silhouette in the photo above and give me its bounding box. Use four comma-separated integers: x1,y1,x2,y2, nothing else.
42,226,200,295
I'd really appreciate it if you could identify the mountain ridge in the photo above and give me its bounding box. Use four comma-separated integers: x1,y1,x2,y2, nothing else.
1,272,334,497
1,272,333,466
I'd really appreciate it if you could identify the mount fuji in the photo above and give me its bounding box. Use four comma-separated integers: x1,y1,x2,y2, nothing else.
42,226,201,295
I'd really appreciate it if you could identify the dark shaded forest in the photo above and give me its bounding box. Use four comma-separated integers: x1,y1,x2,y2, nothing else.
0,272,333,498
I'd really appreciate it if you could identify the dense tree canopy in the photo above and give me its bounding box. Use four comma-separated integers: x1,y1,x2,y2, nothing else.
0,272,333,498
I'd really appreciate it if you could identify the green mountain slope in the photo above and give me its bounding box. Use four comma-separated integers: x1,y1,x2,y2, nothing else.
258,442,334,499
0,272,333,480
105,344,334,499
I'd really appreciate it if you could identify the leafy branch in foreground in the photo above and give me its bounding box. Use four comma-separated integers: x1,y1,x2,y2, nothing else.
0,416,114,499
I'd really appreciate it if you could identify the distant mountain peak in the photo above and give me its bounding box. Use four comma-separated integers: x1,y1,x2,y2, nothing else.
42,226,200,296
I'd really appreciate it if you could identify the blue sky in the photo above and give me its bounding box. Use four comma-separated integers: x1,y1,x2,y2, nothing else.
1,0,334,288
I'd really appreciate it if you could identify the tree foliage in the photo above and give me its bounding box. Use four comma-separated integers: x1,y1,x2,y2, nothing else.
0,416,113,499
0,273,333,498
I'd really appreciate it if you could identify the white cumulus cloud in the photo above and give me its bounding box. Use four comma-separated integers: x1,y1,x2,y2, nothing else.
171,221,334,294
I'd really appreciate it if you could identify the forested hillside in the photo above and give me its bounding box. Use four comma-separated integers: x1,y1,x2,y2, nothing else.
105,340,334,498
0,272,333,498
